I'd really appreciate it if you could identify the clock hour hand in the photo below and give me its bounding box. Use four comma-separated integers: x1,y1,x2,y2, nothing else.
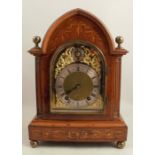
65,84,80,95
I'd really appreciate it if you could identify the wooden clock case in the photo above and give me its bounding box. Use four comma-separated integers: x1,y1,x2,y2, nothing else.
28,9,128,148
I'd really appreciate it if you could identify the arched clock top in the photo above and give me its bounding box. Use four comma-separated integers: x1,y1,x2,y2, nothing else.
28,9,128,57
41,9,115,55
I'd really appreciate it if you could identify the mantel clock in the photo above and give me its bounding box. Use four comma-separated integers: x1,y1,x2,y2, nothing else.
28,9,128,148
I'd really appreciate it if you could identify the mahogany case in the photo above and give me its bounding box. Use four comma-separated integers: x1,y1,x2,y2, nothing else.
28,9,128,147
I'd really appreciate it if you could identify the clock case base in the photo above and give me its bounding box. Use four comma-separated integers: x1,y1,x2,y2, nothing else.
28,116,127,146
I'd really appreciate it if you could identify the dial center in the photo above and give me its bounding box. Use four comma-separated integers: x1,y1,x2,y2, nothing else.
63,71,93,100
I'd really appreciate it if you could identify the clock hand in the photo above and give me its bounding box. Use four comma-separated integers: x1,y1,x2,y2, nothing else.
66,84,80,95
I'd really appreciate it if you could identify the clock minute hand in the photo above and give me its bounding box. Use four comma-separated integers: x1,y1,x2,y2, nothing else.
66,84,80,95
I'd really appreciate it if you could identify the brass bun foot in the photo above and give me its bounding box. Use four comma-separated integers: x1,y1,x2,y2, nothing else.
116,141,126,149
30,140,39,148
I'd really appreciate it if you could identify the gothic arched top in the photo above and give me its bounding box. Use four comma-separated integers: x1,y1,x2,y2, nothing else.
42,8,115,54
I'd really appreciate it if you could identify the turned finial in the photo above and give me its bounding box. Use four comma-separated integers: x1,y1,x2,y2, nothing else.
115,36,124,48
33,36,41,48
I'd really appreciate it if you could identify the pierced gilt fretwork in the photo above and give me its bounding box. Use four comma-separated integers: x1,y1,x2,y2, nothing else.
54,45,101,78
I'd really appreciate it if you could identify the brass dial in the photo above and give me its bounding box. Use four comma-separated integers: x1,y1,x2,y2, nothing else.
55,63,99,108
64,71,93,100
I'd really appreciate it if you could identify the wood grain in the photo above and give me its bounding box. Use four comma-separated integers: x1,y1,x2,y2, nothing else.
29,117,127,142
28,8,128,144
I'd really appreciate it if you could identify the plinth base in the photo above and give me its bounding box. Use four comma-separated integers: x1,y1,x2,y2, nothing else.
28,116,127,148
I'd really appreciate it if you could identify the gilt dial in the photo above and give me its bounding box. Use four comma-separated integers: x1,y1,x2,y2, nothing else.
55,63,100,108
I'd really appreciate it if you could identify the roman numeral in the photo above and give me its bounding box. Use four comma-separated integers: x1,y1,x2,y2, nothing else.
93,85,99,88
91,93,96,97
60,93,65,96
92,76,97,79
67,69,71,73
77,66,80,71
59,76,65,79
76,101,79,108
